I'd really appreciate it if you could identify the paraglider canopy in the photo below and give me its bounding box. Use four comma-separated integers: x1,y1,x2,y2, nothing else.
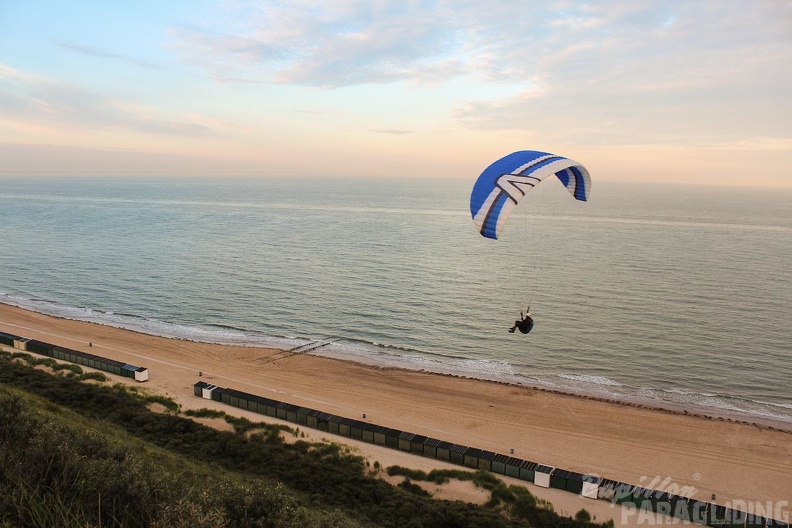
470,150,591,240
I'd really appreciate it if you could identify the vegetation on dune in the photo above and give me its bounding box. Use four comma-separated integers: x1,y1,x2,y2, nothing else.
0,350,609,528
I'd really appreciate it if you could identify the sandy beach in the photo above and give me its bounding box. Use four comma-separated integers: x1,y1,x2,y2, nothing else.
1,302,789,523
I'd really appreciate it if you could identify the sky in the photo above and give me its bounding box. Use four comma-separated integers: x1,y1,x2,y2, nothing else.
1,0,790,186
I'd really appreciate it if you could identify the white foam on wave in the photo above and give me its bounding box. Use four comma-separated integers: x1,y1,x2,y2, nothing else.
556,373,622,386
314,341,521,382
0,294,296,350
3,293,790,425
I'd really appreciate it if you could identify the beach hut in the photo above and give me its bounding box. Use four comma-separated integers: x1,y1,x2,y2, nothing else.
422,437,441,459
596,479,625,502
691,499,712,525
327,415,342,434
359,421,377,443
629,486,651,509
251,396,268,416
295,407,311,426
373,426,387,446
384,428,400,449
449,444,467,465
477,450,495,471
13,337,31,351
435,441,453,462
410,434,427,456
666,494,701,523
648,491,676,519
226,389,241,408
193,381,217,399
210,387,224,402
304,409,320,428
245,393,260,413
510,457,530,480
490,453,509,475
238,390,253,409
0,331,21,346
194,381,208,397
462,447,481,469
275,402,289,420
708,504,747,528
581,474,601,499
337,417,354,437
533,464,554,488
550,469,584,494
398,431,415,452
261,398,277,417
24,338,54,355
203,383,218,400
348,419,364,440
121,364,148,382
491,454,508,476
285,404,300,424
745,514,766,528
607,481,637,506
549,468,567,490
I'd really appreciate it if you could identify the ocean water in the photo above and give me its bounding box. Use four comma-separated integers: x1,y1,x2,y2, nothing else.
0,176,790,425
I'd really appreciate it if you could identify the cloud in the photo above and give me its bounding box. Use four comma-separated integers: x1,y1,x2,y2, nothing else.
170,0,469,87
56,41,162,70
0,64,220,137
168,0,792,104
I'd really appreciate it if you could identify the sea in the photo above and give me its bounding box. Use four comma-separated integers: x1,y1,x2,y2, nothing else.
0,176,790,426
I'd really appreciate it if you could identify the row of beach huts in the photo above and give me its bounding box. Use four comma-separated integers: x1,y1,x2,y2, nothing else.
194,381,787,528
0,327,784,528
0,330,148,382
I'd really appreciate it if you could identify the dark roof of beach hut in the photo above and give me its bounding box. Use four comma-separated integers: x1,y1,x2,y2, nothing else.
194,381,210,390
436,440,454,450
423,437,442,447
358,421,379,432
478,450,496,461
464,447,482,458
535,464,554,474
449,444,468,454
492,453,510,464
0,330,22,340
25,339,52,349
583,474,602,484
599,478,631,491
338,416,357,427
410,434,428,444
552,469,584,482
398,431,415,441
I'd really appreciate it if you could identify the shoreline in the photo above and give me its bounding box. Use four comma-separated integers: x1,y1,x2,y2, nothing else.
2,298,790,430
1,301,790,510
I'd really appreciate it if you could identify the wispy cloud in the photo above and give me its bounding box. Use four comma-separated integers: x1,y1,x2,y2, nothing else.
169,1,792,99
170,0,468,87
0,64,219,137
56,41,162,70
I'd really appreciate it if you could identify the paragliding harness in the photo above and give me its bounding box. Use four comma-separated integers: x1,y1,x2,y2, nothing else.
509,309,534,334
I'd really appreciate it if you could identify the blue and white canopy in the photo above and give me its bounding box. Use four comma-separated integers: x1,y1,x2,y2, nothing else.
470,150,591,239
